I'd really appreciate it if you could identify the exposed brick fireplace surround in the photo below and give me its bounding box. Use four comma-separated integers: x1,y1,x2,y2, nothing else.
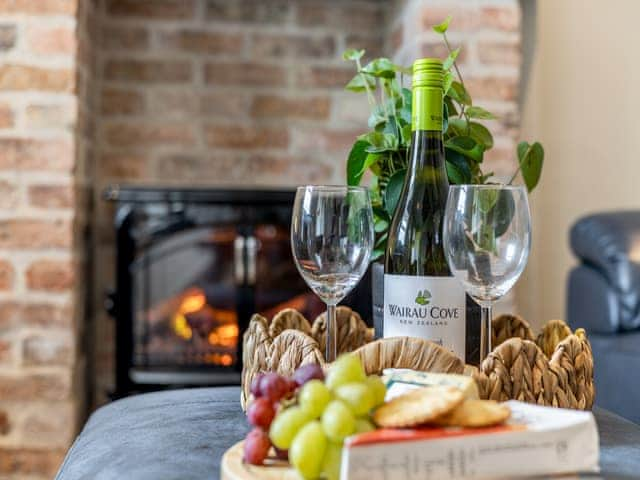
0,0,521,477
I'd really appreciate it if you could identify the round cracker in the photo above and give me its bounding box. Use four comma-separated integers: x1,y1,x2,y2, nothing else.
372,386,464,428
431,399,511,428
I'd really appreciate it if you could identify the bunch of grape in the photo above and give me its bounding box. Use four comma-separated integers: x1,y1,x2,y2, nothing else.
258,354,385,480
243,363,324,465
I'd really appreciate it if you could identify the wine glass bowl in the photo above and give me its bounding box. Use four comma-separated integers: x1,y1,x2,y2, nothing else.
443,185,531,361
291,186,374,361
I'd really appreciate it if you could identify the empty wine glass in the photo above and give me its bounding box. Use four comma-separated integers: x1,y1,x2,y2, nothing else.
291,186,374,362
443,185,531,363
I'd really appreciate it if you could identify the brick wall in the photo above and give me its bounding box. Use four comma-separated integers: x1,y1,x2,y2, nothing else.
0,0,94,477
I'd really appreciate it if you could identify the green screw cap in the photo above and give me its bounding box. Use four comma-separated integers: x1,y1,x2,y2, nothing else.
412,58,443,89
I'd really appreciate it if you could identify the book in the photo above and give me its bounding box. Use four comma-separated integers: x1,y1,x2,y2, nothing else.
341,401,599,479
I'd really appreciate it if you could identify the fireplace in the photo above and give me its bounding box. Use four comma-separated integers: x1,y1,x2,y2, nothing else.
105,187,327,398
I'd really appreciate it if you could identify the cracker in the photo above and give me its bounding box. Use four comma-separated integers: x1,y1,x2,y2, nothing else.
372,386,464,428
431,399,511,428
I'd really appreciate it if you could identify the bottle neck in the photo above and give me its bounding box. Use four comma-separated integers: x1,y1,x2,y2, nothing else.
411,86,443,133
408,86,447,181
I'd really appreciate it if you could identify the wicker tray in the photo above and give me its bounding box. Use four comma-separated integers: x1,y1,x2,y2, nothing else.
241,308,595,411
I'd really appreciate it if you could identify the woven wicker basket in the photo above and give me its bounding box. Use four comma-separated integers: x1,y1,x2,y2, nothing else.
241,307,595,411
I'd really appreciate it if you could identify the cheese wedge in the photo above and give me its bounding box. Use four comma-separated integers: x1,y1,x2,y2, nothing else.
382,368,479,401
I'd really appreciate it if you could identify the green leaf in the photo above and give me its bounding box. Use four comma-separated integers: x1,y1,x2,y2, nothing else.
357,152,381,177
445,149,472,184
447,118,468,137
492,190,516,237
469,121,493,149
393,63,412,75
443,71,454,95
369,177,382,205
449,81,472,106
365,133,398,153
443,101,449,134
382,116,398,136
374,231,388,248
466,106,497,120
346,140,369,186
374,216,389,233
517,141,529,161
345,73,376,92
401,124,412,146
371,248,384,262
444,95,457,117
520,141,544,192
445,136,484,163
384,169,406,217
372,205,390,221
433,15,452,34
358,131,385,146
446,160,467,185
368,104,387,129
401,87,411,107
361,58,396,79
342,49,365,61
476,189,499,214
397,88,412,126
443,47,460,71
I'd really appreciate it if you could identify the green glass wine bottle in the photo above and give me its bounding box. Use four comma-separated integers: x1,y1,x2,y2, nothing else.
384,58,480,365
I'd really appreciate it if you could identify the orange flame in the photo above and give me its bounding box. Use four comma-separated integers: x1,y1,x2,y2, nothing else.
172,288,207,340
208,323,239,348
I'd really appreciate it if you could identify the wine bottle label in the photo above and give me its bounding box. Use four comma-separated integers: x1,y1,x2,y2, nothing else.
412,88,443,131
383,274,466,361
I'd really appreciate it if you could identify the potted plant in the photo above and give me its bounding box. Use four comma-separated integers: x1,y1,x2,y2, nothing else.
342,16,544,332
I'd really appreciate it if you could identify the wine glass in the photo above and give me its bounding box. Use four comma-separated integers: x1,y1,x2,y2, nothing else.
443,185,531,363
291,186,374,362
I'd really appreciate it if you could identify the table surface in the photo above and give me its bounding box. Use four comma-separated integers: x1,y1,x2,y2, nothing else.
56,387,640,480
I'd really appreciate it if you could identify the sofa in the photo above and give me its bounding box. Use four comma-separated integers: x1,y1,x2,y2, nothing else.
568,211,640,424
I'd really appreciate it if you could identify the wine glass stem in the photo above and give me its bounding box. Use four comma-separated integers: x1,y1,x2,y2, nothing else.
480,303,492,364
326,303,337,362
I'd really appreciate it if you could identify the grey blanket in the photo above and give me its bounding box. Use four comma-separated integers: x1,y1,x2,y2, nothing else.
56,386,640,479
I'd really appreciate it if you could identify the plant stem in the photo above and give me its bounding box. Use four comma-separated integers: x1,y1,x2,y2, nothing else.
443,33,465,89
380,78,389,121
508,144,532,184
507,167,520,185
443,32,467,117
356,58,377,108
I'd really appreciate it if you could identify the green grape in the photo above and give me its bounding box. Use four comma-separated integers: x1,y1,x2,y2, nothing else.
269,406,309,450
325,354,366,391
321,441,343,480
364,375,387,406
321,400,356,442
334,382,375,417
355,418,375,434
299,379,331,419
289,420,327,479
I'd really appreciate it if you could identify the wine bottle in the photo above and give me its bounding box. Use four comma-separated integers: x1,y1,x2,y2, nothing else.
383,58,480,365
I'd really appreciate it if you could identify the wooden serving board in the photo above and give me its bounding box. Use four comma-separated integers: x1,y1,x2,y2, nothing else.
221,441,299,480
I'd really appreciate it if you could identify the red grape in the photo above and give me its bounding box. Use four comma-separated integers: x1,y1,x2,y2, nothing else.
274,447,289,461
259,372,289,402
243,427,271,465
292,363,324,386
247,397,275,429
250,374,264,398
285,378,298,397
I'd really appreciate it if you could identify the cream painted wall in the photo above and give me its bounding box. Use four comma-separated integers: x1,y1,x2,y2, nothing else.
517,0,640,327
